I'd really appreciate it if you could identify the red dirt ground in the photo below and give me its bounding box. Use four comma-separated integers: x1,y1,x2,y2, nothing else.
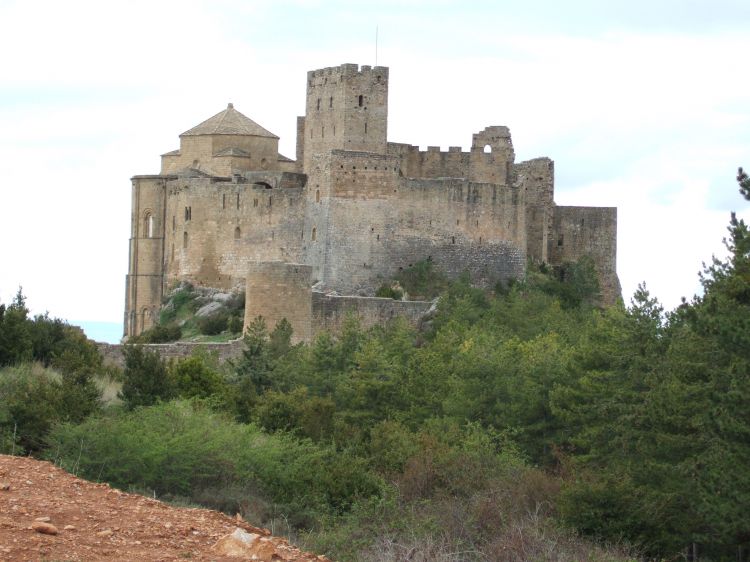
0,454,328,561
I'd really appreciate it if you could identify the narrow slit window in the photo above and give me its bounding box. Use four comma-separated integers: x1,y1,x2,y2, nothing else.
268,196,272,207
236,193,240,209
329,96,333,108
316,98,321,110
358,94,363,107
183,231,188,249
222,194,226,209
364,122,367,134
312,227,317,241
234,226,241,240
254,198,258,207
143,212,153,238
316,189,320,203
172,216,175,231
558,235,564,247
452,236,455,244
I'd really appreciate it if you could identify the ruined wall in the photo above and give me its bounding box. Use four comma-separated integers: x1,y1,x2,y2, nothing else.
513,158,554,263
125,175,168,338
549,205,620,304
312,293,432,336
164,172,307,291
98,340,245,368
244,262,313,343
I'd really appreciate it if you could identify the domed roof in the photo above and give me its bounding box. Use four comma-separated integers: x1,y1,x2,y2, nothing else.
181,103,279,139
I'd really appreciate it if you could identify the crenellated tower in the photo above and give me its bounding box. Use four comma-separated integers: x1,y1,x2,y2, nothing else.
299,63,389,172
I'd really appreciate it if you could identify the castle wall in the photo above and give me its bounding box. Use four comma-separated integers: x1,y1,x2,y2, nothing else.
164,173,308,291
312,293,432,336
549,205,620,304
244,262,313,343
316,150,527,295
513,157,554,263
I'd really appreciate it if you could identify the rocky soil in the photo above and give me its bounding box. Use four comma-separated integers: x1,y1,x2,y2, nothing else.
0,454,328,561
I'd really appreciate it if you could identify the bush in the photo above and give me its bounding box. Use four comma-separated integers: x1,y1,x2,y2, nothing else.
131,323,182,343
227,314,243,334
375,284,403,300
198,312,228,335
395,259,449,299
45,400,383,521
119,345,173,409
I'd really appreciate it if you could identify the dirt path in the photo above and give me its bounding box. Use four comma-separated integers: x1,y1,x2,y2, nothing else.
0,455,328,561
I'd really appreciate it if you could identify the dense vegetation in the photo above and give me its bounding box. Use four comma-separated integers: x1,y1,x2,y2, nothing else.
1,174,749,560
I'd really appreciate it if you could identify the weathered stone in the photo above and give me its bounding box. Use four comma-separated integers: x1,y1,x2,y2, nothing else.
31,521,58,535
195,301,223,317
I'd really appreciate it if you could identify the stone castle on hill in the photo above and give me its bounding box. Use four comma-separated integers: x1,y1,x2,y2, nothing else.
125,63,620,340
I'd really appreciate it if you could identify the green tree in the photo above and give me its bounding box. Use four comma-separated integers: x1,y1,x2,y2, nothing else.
119,345,173,409
0,287,32,366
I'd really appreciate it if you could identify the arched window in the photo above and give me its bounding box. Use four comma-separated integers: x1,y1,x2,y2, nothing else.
143,212,153,238
183,231,188,249
483,144,492,154
312,227,317,241
234,226,241,240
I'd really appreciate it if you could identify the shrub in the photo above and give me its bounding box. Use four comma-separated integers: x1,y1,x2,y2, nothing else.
227,314,243,334
131,323,182,343
395,259,448,299
198,312,228,335
375,284,403,300
119,345,174,409
45,400,383,521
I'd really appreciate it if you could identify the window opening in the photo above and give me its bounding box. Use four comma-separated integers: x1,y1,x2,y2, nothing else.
254,198,258,207
358,94,363,107
236,193,240,209
183,231,188,249
268,196,272,207
322,126,324,138
452,236,455,244
483,144,492,154
364,122,367,134
312,227,317,241
316,189,320,203
234,226,241,240
143,212,153,238
558,235,564,247
172,216,175,231
329,96,333,108
222,194,226,209
316,98,320,110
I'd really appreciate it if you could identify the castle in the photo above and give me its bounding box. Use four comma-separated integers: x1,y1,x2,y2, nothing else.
124,63,619,340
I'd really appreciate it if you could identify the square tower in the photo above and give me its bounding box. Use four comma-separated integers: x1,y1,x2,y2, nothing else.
301,64,389,172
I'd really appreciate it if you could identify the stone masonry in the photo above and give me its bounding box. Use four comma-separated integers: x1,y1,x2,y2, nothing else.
124,63,620,340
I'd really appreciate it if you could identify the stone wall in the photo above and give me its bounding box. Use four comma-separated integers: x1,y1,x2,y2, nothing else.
549,205,620,303
312,293,432,337
244,262,313,343
98,339,245,369
164,172,307,292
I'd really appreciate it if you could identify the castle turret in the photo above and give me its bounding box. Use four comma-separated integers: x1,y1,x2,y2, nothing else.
300,64,389,172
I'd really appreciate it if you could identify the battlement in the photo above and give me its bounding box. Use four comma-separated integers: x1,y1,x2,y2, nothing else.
307,63,389,84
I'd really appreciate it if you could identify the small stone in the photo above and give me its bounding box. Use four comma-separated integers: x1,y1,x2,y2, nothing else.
31,522,58,535
96,529,113,537
0,482,10,491
63,525,76,531
34,517,51,522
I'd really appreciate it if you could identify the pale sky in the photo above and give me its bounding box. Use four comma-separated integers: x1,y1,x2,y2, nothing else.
1,0,749,340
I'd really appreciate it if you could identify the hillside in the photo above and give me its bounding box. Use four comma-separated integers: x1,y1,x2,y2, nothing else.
0,454,327,561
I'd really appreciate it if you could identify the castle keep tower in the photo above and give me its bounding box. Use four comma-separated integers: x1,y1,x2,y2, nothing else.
300,64,389,172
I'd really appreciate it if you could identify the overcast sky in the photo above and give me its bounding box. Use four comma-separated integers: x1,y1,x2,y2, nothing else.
1,0,749,340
